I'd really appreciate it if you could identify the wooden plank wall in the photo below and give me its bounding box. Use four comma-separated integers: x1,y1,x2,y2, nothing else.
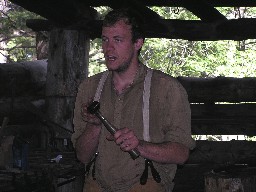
177,77,256,165
172,77,256,192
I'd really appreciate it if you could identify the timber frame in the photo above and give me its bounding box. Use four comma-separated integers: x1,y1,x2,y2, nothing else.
8,0,256,40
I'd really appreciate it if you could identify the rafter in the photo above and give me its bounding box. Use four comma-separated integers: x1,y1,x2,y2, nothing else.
81,0,256,7
8,0,256,41
26,18,256,41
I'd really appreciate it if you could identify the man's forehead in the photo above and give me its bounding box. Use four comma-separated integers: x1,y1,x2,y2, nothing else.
103,20,131,28
102,20,132,36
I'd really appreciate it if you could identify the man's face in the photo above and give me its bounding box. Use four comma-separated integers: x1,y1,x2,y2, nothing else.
101,20,142,72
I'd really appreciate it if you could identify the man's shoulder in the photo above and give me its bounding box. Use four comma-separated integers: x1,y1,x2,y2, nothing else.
150,69,188,100
150,68,188,95
151,68,179,85
81,71,108,84
80,71,107,87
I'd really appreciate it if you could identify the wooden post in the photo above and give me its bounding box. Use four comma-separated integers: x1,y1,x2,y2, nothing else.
205,167,256,192
46,29,89,138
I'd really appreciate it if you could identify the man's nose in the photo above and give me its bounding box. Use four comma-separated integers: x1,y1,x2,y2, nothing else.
105,41,115,51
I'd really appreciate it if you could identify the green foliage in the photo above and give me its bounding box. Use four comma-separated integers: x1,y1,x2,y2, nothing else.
139,7,256,78
150,7,199,20
0,0,42,62
88,38,106,77
245,136,256,141
87,6,110,76
1,2,256,80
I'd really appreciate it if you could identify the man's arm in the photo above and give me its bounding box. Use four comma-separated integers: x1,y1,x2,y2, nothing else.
137,140,189,164
75,124,101,163
73,101,102,164
113,128,189,164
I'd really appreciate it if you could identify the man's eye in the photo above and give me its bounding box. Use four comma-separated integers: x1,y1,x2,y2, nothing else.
102,38,108,42
115,39,122,42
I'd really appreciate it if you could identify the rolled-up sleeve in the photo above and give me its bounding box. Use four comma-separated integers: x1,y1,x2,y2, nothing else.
163,78,196,150
71,75,101,148
71,83,88,148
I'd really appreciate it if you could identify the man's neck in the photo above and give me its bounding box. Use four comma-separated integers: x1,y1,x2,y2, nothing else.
112,62,140,94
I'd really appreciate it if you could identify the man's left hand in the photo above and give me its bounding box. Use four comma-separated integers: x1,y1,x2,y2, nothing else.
106,127,139,152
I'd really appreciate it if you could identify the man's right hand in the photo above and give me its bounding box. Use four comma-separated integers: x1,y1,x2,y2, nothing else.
81,102,102,126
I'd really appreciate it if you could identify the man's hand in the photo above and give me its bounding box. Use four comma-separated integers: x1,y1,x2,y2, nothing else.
81,102,102,126
75,101,102,163
107,127,139,152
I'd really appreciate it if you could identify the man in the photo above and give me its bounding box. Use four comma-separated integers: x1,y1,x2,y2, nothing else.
72,8,195,192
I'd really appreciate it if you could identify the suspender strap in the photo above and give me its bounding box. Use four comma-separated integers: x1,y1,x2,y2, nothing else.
94,71,109,102
143,69,153,142
94,68,153,142
94,68,160,186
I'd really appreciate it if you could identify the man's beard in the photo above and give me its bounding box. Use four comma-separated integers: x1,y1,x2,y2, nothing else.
115,61,130,73
112,52,134,73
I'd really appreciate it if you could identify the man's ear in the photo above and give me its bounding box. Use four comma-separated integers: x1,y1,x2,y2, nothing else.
134,38,144,51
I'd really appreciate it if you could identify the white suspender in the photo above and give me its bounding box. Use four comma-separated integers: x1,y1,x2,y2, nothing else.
94,71,109,102
142,69,153,142
94,69,153,142
141,70,161,186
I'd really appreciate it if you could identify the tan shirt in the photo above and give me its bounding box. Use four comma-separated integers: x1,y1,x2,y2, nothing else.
72,64,195,192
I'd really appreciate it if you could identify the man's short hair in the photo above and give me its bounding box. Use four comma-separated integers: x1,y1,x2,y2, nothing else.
103,8,145,43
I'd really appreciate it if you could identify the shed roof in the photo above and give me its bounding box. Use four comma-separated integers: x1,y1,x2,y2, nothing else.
8,0,256,40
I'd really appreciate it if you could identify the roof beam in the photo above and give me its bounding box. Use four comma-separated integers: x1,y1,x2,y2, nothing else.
9,0,98,26
27,18,256,41
182,0,227,22
87,0,256,7
104,0,169,34
9,0,256,41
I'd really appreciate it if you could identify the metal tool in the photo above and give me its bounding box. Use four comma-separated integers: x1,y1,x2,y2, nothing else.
87,101,140,160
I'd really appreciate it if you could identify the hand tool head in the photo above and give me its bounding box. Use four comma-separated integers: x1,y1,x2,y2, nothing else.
87,101,100,114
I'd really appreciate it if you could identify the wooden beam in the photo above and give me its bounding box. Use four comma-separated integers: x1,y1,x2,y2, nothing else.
188,140,256,164
10,0,256,10
107,0,170,36
191,104,256,136
178,77,256,103
9,0,98,26
2,98,256,136
192,118,256,136
84,0,256,7
182,0,227,22
9,0,256,36
217,18,256,40
107,0,163,19
146,18,256,40
26,18,256,40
